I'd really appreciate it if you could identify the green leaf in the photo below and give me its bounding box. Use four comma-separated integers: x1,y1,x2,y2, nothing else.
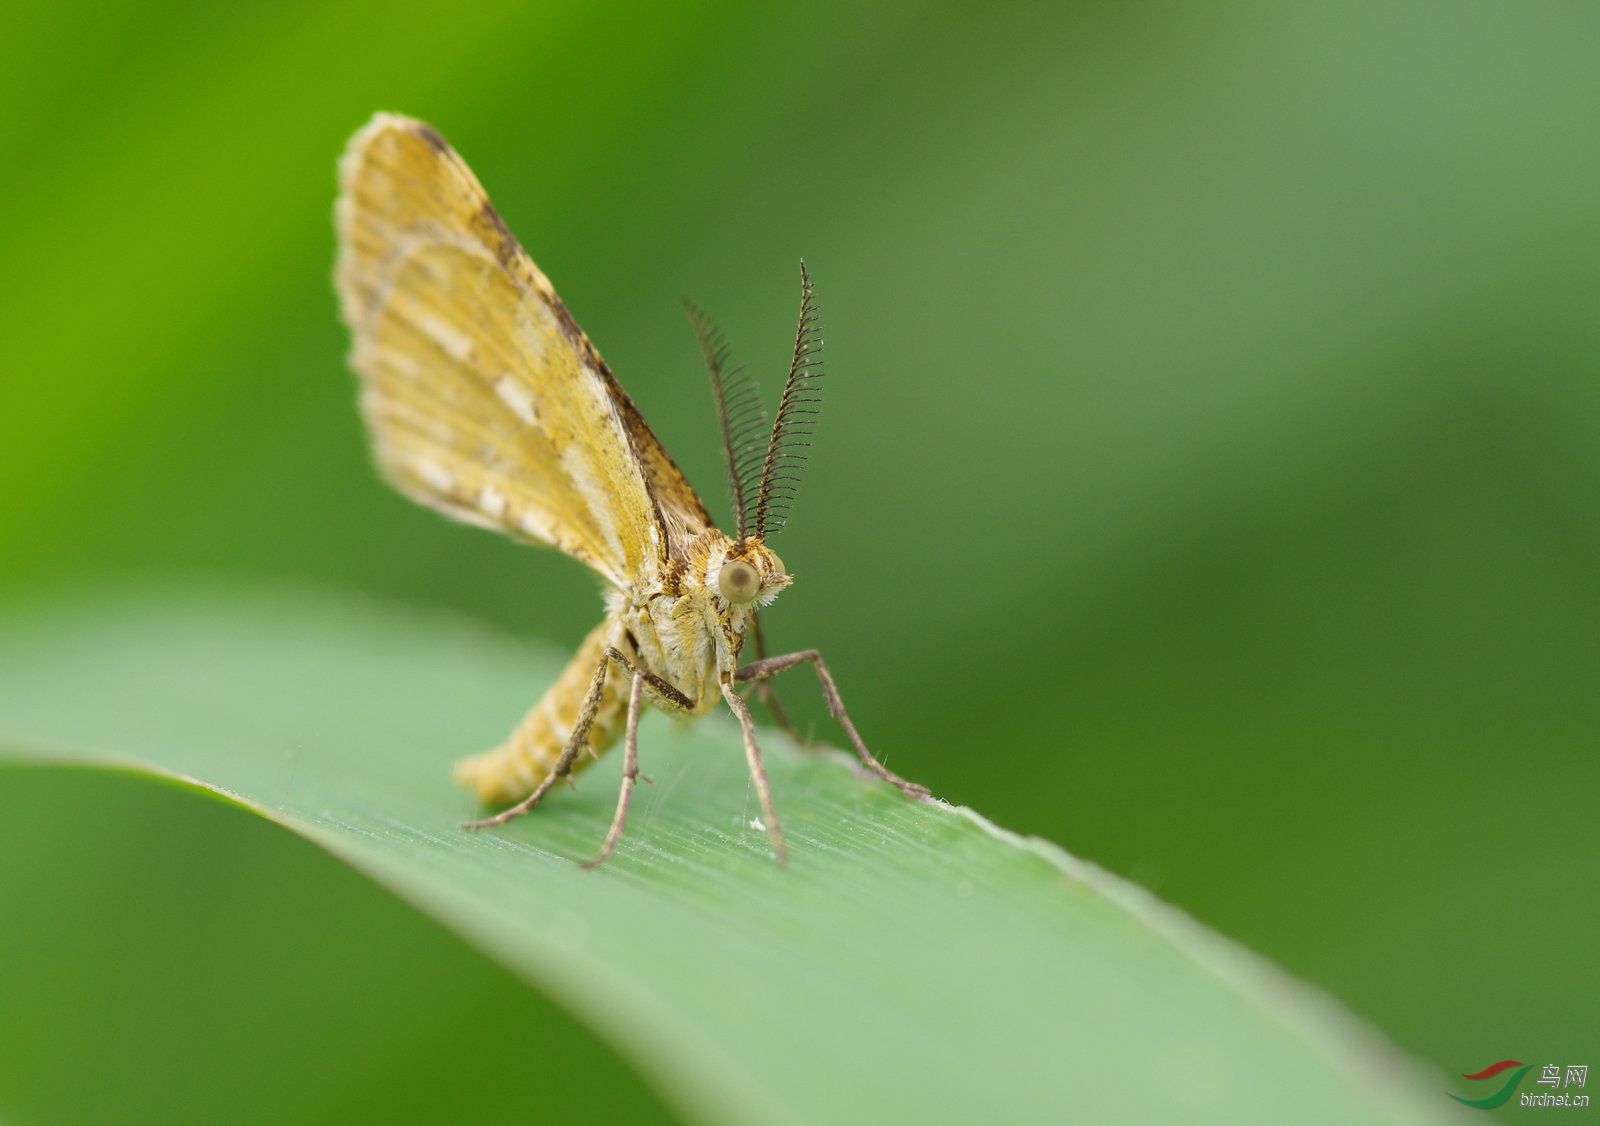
0,588,1459,1125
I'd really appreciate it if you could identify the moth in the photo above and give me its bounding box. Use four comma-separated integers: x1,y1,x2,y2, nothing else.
334,113,926,865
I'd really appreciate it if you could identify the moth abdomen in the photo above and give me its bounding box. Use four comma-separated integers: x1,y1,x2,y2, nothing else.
453,618,627,804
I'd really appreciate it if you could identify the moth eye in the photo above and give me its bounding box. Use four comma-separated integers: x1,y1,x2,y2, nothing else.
765,551,785,578
718,559,761,603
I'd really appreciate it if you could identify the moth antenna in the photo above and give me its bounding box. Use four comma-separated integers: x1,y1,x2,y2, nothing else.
687,301,768,544
754,261,824,538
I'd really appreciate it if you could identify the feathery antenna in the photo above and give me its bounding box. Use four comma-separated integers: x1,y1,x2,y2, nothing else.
689,302,768,543
754,261,824,539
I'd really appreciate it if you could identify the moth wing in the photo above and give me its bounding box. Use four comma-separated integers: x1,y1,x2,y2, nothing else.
609,381,715,558
334,113,710,588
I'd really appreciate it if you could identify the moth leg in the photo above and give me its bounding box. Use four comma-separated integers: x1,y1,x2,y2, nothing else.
748,611,804,744
463,646,616,829
464,645,692,830
581,666,646,869
720,681,788,864
601,646,695,714
734,650,929,800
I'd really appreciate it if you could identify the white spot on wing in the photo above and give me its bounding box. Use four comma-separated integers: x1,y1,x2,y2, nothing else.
519,509,555,542
511,311,550,364
494,375,538,424
374,346,422,379
479,485,506,521
560,444,626,565
414,311,475,363
415,459,454,492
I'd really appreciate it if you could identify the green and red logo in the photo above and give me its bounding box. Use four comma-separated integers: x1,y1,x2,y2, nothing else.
1450,1060,1589,1109
1450,1060,1536,1109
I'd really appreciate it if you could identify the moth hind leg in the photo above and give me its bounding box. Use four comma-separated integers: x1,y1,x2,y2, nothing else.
733,649,929,800
582,666,647,869
580,647,696,866
461,643,618,829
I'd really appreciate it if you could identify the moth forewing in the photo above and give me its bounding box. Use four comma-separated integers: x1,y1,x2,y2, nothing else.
335,112,925,866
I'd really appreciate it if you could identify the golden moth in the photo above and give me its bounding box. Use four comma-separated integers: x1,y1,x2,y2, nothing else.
333,113,925,865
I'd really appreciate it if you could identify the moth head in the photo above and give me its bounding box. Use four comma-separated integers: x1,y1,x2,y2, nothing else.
714,540,791,607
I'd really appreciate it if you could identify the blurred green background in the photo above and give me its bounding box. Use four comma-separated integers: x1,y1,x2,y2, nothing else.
2,0,1596,1122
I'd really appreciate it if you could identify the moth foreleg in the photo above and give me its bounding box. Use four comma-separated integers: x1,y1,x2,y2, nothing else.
734,650,929,800
582,667,646,869
720,682,788,864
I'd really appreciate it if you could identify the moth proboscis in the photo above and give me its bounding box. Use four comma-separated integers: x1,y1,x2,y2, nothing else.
334,112,927,865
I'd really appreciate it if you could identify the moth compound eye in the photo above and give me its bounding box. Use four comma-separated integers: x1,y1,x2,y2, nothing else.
718,559,761,603
765,551,785,578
